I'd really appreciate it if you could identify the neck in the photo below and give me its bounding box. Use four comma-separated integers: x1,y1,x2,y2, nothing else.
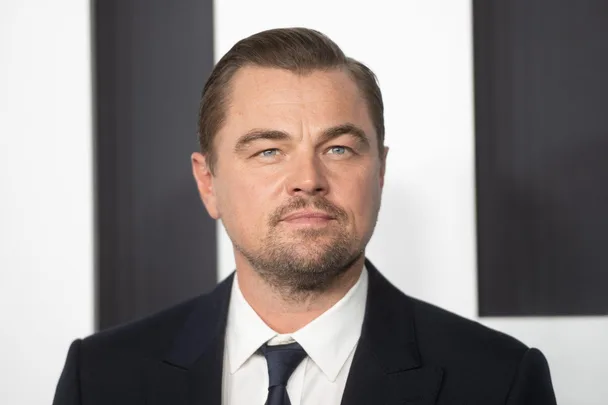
234,253,365,334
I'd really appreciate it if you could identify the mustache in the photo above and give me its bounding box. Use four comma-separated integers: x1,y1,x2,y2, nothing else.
269,197,348,226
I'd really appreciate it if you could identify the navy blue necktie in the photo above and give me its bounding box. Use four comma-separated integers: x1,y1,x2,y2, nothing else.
260,342,307,405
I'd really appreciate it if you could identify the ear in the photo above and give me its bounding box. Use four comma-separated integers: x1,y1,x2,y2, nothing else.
191,152,220,219
379,146,389,188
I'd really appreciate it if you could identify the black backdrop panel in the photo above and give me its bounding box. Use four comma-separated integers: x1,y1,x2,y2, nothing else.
95,0,217,330
474,0,608,316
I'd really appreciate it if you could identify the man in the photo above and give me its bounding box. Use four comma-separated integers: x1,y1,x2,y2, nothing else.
54,28,557,405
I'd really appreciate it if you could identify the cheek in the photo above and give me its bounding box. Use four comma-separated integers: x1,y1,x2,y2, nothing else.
332,167,381,228
215,171,279,238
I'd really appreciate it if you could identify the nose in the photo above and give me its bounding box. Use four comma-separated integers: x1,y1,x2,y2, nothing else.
285,154,329,197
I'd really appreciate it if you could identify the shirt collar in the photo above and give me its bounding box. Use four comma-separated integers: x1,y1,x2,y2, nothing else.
225,272,277,374
225,267,368,381
293,267,368,381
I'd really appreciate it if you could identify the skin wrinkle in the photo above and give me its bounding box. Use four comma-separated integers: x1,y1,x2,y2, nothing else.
192,66,388,332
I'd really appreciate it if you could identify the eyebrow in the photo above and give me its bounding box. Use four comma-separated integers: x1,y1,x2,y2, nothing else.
233,123,371,153
233,129,290,153
318,123,370,149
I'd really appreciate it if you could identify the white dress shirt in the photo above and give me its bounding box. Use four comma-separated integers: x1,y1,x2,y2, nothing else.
221,267,368,405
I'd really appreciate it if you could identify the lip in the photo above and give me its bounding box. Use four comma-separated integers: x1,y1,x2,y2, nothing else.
280,210,335,222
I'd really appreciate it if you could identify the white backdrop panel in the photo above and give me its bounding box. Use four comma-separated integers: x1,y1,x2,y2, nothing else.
0,1,94,404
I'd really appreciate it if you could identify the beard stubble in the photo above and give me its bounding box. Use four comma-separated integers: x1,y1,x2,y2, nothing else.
234,196,366,294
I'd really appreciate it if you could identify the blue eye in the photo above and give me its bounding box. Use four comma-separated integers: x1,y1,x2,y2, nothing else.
328,146,347,155
259,149,279,157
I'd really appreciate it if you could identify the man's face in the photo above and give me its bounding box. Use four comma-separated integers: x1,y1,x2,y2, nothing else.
193,66,387,291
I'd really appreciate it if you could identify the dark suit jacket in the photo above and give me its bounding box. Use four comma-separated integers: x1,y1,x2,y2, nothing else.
53,260,557,405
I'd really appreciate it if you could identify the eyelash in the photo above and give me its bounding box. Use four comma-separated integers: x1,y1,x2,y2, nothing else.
327,146,349,155
255,146,354,158
257,148,280,158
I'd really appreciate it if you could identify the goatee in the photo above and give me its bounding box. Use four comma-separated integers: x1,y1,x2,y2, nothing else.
235,196,364,294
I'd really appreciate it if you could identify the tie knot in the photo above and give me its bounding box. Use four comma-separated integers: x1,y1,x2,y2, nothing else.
260,342,307,388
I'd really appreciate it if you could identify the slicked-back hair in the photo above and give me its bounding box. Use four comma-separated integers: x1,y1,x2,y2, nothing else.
198,27,385,174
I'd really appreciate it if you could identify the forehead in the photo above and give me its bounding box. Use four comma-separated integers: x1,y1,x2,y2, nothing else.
221,66,374,137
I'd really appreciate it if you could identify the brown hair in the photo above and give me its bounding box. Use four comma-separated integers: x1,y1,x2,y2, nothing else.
198,27,385,174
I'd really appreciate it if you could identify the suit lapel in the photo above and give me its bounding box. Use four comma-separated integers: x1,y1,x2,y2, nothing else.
341,260,444,405
145,274,234,405
143,260,444,405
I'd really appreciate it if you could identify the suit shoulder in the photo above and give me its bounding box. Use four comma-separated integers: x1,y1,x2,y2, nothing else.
404,296,549,402
409,296,528,363
81,294,204,358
